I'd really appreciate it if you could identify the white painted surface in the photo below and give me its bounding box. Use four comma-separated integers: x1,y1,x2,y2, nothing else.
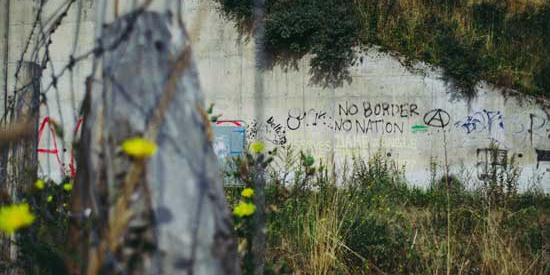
1,0,548,190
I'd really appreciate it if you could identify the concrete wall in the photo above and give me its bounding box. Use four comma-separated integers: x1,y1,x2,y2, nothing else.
1,0,549,190
1,0,95,180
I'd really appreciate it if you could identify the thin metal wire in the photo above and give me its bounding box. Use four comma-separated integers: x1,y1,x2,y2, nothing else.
3,1,238,272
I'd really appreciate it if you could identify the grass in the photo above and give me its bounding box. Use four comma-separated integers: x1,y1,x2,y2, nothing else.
217,0,550,98
354,0,550,99
226,147,550,274
3,145,549,274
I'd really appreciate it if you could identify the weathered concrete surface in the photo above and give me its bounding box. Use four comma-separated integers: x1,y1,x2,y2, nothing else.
68,11,238,274
1,0,549,190
181,0,550,190
0,0,95,181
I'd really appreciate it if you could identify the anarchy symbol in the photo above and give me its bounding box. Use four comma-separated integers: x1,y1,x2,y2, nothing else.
423,109,450,128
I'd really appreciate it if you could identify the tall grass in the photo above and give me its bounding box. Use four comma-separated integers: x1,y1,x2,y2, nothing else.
278,190,355,274
225,147,550,274
353,0,550,98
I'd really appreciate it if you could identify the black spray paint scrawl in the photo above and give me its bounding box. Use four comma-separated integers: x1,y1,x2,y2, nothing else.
535,149,550,168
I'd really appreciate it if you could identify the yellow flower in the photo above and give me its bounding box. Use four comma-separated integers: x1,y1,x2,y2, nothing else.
63,183,73,192
0,203,35,234
35,179,45,190
47,195,53,203
241,188,254,198
121,137,157,158
233,201,256,218
249,141,265,154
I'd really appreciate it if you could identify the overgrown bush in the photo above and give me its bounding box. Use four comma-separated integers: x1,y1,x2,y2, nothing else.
224,147,550,274
4,146,548,274
217,0,550,97
218,0,361,87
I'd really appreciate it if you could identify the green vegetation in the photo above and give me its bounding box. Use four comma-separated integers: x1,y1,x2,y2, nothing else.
217,0,550,98
2,178,72,274
226,147,550,274
2,145,549,274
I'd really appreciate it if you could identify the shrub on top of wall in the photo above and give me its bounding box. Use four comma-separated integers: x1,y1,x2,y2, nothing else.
216,0,550,98
218,0,361,87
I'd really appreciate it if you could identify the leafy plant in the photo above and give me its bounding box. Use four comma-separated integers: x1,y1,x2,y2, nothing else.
224,149,550,274
217,0,550,97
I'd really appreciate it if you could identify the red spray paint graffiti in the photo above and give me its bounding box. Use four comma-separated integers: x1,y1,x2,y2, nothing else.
37,117,83,177
215,120,244,127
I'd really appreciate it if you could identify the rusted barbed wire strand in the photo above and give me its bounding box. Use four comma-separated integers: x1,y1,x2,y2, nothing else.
38,15,69,162
3,0,153,125
11,0,45,102
68,0,84,123
12,0,75,99
3,0,76,126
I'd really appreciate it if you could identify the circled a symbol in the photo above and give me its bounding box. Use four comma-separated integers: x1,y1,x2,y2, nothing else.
423,109,450,128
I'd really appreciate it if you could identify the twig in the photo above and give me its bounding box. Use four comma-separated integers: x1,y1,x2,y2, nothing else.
0,120,34,146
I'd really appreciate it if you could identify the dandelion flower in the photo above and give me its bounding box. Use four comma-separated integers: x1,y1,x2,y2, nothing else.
35,179,45,190
63,183,73,192
241,188,254,198
0,203,35,234
249,141,265,154
233,201,256,218
121,137,157,158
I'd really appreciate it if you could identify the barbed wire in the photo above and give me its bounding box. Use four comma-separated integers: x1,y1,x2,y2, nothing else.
3,0,76,123
0,0,167,191
3,1,236,273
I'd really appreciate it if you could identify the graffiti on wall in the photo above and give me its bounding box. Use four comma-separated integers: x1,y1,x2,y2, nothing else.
207,101,549,186
510,113,550,144
475,148,508,181
455,110,504,134
423,109,451,128
286,101,420,135
237,102,549,149
37,116,83,177
535,149,550,169
247,116,287,145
